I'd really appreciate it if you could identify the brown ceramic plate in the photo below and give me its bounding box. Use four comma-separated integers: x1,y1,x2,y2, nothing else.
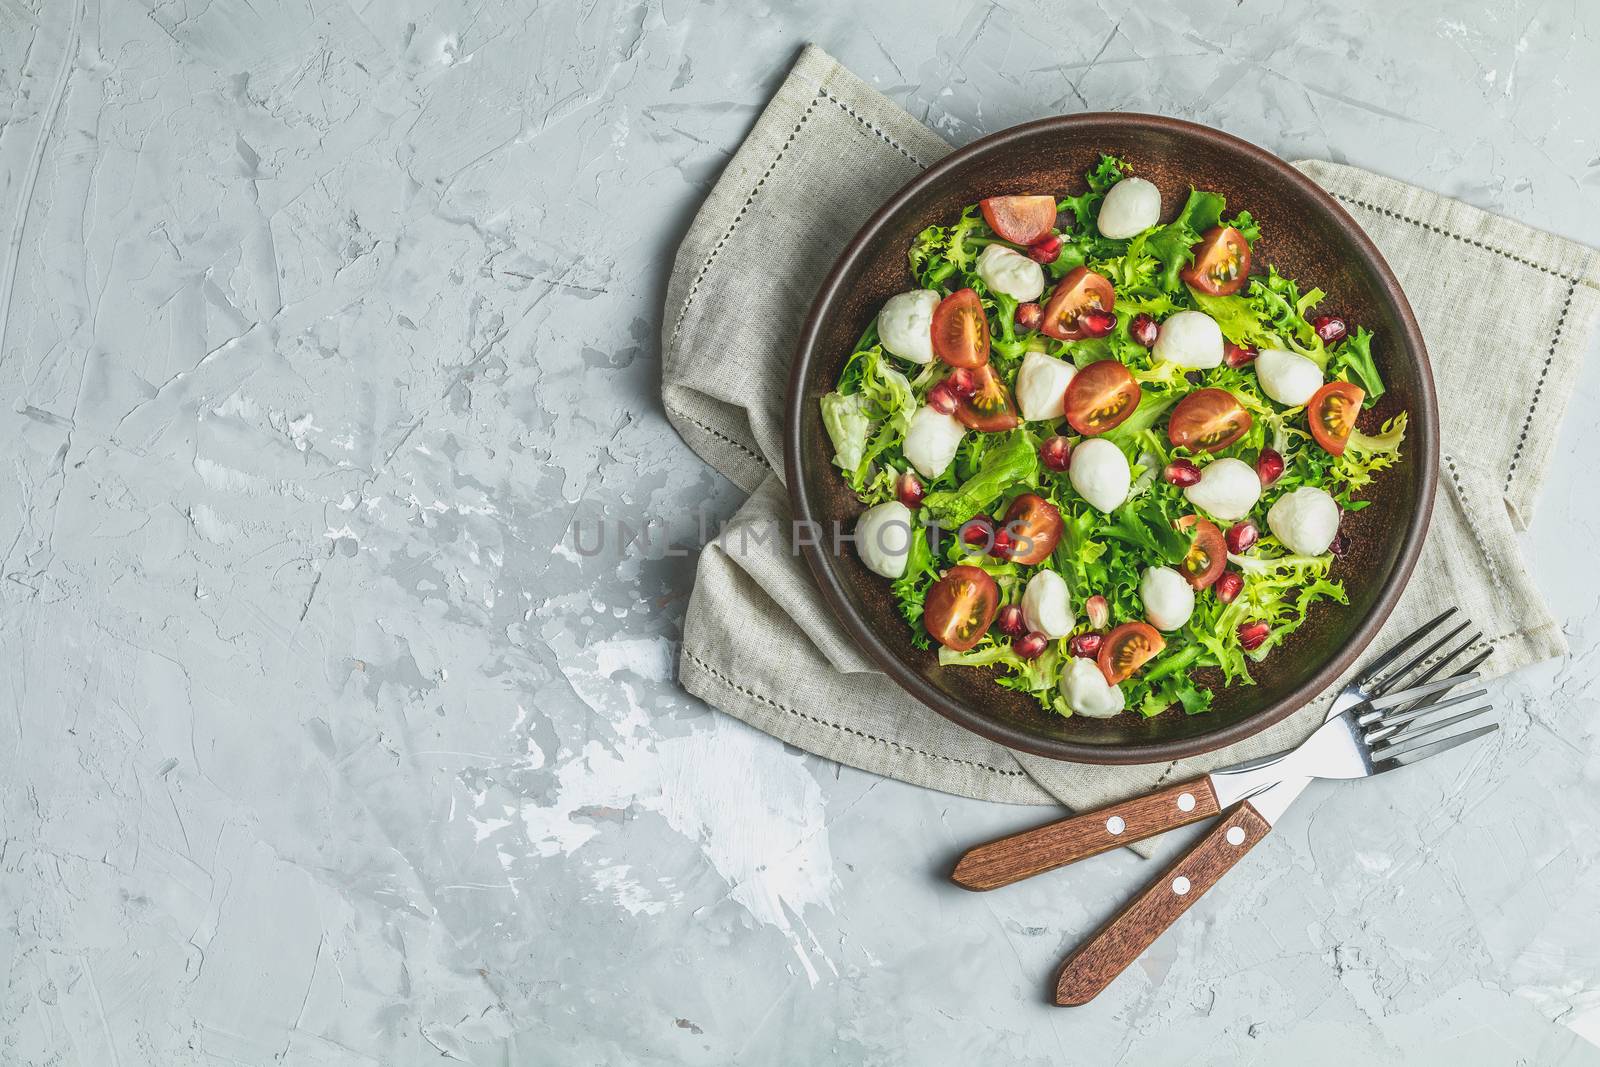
785,114,1437,765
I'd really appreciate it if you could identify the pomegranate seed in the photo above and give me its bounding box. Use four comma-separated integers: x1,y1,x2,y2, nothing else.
960,517,996,552
928,381,958,415
1311,314,1347,344
1040,435,1071,471
1078,308,1117,338
1225,521,1258,554
1129,313,1158,349
1255,448,1285,487
945,366,979,399
1164,459,1201,487
1214,570,1243,604
895,471,924,508
1224,341,1257,368
989,526,1016,559
996,604,1027,638
1069,632,1103,659
1238,621,1270,651
1085,594,1109,630
1026,234,1062,264
1016,302,1043,330
1015,632,1049,660
1330,531,1350,557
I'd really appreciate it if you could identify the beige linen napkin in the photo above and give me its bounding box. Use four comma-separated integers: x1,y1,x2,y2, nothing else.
664,45,1600,826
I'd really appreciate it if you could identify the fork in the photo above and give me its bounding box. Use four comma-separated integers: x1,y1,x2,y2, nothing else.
1045,610,1497,1004
946,610,1498,1004
952,608,1492,893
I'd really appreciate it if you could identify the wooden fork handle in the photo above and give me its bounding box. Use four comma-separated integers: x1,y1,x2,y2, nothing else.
1054,801,1272,1005
951,779,1221,891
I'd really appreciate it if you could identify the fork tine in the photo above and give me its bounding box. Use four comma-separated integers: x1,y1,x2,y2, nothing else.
1372,721,1499,772
1369,704,1495,750
1363,688,1490,740
1353,608,1457,689
1370,620,1473,696
1456,646,1493,676
1390,631,1485,693
1357,671,1479,716
1356,681,1478,729
1380,641,1490,721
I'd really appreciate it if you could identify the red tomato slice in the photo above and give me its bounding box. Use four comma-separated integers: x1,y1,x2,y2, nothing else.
1175,514,1227,590
1098,622,1167,685
930,288,990,368
955,364,1020,433
979,195,1057,245
1167,388,1252,453
1064,359,1141,436
1307,381,1365,456
923,565,1000,652
1002,493,1064,566
1180,226,1252,297
1040,267,1116,341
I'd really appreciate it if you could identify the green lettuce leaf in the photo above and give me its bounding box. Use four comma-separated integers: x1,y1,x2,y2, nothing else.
1346,411,1407,456
891,524,938,645
1329,326,1385,404
820,391,873,475
1142,189,1226,291
1187,288,1282,352
922,430,1039,526
1226,209,1261,243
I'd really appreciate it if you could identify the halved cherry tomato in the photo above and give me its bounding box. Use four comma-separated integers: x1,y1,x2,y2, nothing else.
1040,267,1116,340
980,195,1057,245
1175,514,1227,590
931,288,990,368
1167,388,1252,453
1002,493,1063,566
1181,226,1252,297
923,565,1000,652
1064,359,1140,436
955,364,1020,433
1307,381,1365,456
1098,621,1166,684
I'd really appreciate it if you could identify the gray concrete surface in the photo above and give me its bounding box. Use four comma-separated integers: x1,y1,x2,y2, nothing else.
2,0,1599,1063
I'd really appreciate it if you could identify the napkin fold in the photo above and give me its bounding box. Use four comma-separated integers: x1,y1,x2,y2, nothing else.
664,45,1600,825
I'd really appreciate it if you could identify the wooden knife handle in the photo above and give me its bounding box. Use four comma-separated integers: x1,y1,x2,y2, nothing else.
951,779,1221,891
1053,802,1272,1006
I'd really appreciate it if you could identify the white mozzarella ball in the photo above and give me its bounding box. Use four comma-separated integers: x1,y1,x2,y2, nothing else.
1061,656,1126,718
1267,486,1341,556
1152,310,1224,369
1096,177,1162,239
1069,438,1132,513
1140,566,1195,631
903,406,965,479
877,290,939,364
1021,569,1075,639
855,501,913,579
1255,348,1323,407
1184,457,1261,521
1015,352,1076,421
976,244,1046,302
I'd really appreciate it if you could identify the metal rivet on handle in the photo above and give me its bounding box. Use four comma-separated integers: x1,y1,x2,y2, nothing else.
1177,792,1196,812
1172,876,1191,895
1105,816,1126,835
1226,826,1246,846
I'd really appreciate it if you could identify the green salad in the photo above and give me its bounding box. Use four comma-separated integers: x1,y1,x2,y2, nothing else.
822,154,1406,720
